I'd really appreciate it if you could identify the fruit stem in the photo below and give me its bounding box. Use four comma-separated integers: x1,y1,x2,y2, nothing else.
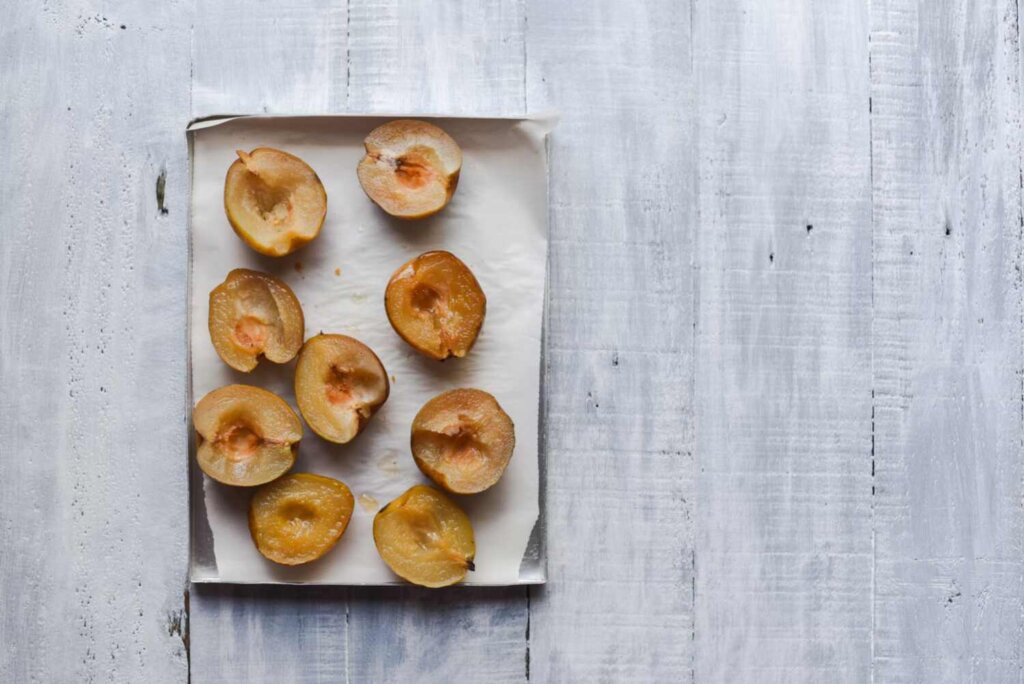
236,150,259,175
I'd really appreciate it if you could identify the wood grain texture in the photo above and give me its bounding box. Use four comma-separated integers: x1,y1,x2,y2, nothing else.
346,587,527,682
188,1,532,682
693,1,874,681
525,0,696,681
187,3,355,681
9,1,1024,681
190,585,348,683
346,0,526,115
870,1,1024,681
191,0,348,115
0,1,192,682
344,2,530,681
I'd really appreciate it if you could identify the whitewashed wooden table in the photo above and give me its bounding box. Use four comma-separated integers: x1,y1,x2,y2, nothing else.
2,1,1021,682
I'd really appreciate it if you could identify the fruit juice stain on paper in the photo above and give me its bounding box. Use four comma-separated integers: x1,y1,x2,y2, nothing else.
358,493,380,513
377,451,402,476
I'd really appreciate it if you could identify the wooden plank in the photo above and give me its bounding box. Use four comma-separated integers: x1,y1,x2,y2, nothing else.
524,1,696,681
0,3,192,682
346,588,527,682
344,1,530,681
346,0,525,115
190,586,348,683
190,1,531,681
692,1,874,681
191,0,347,115
869,1,1024,681
187,2,352,681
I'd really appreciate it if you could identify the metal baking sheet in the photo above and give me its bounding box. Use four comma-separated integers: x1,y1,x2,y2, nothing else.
187,114,553,586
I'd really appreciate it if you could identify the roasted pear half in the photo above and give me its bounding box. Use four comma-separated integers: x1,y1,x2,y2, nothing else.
224,147,327,256
411,389,515,495
249,473,355,565
209,268,304,372
294,334,390,444
193,384,301,486
385,251,486,360
373,485,475,587
357,120,462,219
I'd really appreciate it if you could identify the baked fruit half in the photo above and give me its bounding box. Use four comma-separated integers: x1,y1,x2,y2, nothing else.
294,334,390,444
411,389,515,495
249,473,355,565
208,268,304,372
385,251,486,360
373,485,475,587
224,147,327,256
357,120,462,219
193,384,302,486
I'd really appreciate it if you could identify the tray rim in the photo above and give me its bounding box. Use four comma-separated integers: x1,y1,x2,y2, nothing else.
186,112,553,587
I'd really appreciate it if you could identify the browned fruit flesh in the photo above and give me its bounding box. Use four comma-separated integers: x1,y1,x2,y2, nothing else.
249,473,355,565
411,388,515,494
373,485,475,587
209,268,304,372
294,334,390,444
224,147,327,256
385,251,485,360
357,120,462,219
193,384,302,487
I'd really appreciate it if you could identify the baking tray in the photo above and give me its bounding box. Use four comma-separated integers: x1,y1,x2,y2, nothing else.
186,114,553,586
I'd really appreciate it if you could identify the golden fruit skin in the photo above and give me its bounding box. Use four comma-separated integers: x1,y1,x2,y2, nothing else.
385,251,486,361
249,473,355,565
193,384,302,487
357,120,462,219
208,268,305,372
411,388,515,494
373,485,475,587
224,147,327,257
294,334,390,444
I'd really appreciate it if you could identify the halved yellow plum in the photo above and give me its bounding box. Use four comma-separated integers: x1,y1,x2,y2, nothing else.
411,389,515,494
385,251,486,360
224,147,327,256
208,269,304,372
294,334,389,444
357,120,462,219
373,485,475,587
249,473,355,565
193,384,301,486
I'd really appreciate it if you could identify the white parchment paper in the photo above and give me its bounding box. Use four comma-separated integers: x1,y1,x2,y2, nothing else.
188,115,552,584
